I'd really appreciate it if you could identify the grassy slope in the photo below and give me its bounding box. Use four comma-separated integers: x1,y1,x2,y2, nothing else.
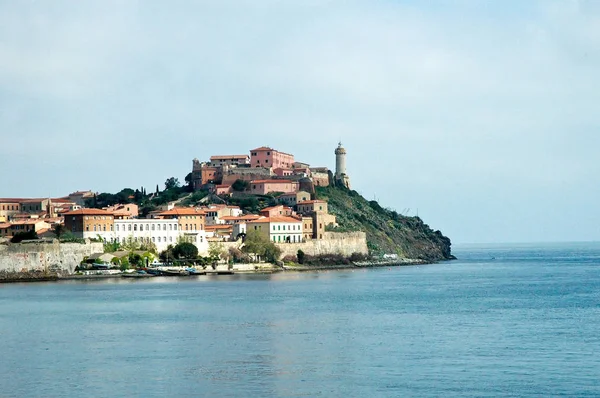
315,186,454,261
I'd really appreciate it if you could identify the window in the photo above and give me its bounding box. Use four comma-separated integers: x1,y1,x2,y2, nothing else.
151,225,155,231
134,224,137,231
103,225,106,231
157,237,161,242
128,224,132,231
169,237,173,242
116,225,119,231
163,225,166,231
110,225,113,231
267,152,270,155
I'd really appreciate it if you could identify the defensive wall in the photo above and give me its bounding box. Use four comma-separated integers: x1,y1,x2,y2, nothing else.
276,231,368,259
0,240,104,275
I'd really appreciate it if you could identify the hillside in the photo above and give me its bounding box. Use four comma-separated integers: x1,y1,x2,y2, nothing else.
315,186,454,262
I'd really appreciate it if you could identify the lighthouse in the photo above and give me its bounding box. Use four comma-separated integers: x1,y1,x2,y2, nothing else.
334,142,351,189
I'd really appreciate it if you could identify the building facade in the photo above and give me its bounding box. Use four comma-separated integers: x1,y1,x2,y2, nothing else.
250,147,295,169
249,180,299,195
248,216,303,243
64,209,116,239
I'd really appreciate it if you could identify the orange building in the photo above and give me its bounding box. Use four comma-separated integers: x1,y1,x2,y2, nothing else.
63,208,115,239
157,208,206,232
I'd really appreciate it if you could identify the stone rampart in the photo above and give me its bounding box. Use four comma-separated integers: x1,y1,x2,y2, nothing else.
0,240,104,275
276,231,368,259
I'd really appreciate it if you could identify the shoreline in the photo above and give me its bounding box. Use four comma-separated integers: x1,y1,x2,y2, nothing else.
0,257,449,283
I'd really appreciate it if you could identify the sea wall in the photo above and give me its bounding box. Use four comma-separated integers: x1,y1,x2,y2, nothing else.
0,240,104,275
276,231,368,259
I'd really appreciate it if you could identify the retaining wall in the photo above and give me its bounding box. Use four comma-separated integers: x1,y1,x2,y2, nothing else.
276,231,368,259
0,240,104,275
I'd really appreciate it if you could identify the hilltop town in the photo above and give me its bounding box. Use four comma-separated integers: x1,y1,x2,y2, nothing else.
1,143,453,277
1,143,352,253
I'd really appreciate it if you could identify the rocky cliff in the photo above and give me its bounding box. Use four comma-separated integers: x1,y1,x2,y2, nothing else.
315,186,454,262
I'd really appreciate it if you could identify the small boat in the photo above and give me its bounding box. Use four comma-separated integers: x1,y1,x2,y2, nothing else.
122,270,155,278
160,268,190,276
186,268,206,276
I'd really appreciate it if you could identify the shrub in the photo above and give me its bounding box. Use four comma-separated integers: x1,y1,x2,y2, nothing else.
282,255,298,263
350,252,368,262
10,230,38,243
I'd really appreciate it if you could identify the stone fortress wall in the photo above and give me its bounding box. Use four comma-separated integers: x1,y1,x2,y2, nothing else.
276,232,368,259
0,240,104,275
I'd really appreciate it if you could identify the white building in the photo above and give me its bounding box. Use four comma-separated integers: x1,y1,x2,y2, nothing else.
94,219,208,254
247,216,303,243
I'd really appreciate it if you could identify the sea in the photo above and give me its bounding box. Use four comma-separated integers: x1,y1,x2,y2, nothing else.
1,242,599,397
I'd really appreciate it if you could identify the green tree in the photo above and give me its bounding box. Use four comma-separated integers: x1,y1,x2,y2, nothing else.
242,230,281,263
128,253,143,267
165,177,180,190
297,249,305,264
10,230,38,243
172,242,198,260
232,179,250,192
52,224,65,239
104,240,120,253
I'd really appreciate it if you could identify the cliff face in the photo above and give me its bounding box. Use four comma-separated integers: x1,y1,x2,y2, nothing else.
315,186,454,262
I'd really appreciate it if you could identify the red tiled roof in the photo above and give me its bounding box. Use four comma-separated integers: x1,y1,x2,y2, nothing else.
260,205,283,211
251,179,293,184
248,216,301,224
0,223,11,229
205,225,233,230
0,198,25,203
250,146,273,152
63,208,114,216
210,155,249,160
158,208,206,216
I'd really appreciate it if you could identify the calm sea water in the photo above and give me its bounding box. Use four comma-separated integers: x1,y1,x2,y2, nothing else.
1,243,600,397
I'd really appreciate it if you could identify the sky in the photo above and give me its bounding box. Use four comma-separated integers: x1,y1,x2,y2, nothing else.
1,0,599,244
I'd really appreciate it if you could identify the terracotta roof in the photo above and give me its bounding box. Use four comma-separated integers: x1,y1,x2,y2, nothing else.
210,155,249,160
236,215,262,221
9,219,48,225
216,185,231,188
63,208,114,216
260,205,283,211
251,179,294,184
248,216,301,224
158,208,206,216
205,225,233,230
0,223,11,229
0,198,25,203
297,200,327,205
250,146,273,152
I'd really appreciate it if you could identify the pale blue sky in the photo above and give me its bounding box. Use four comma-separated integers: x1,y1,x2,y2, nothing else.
1,0,599,244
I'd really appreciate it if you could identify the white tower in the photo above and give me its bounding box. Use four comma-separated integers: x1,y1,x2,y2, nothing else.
334,142,351,189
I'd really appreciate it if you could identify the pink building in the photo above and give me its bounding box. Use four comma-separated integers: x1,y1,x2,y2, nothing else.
250,147,294,169
249,180,299,195
273,168,293,177
260,205,294,218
